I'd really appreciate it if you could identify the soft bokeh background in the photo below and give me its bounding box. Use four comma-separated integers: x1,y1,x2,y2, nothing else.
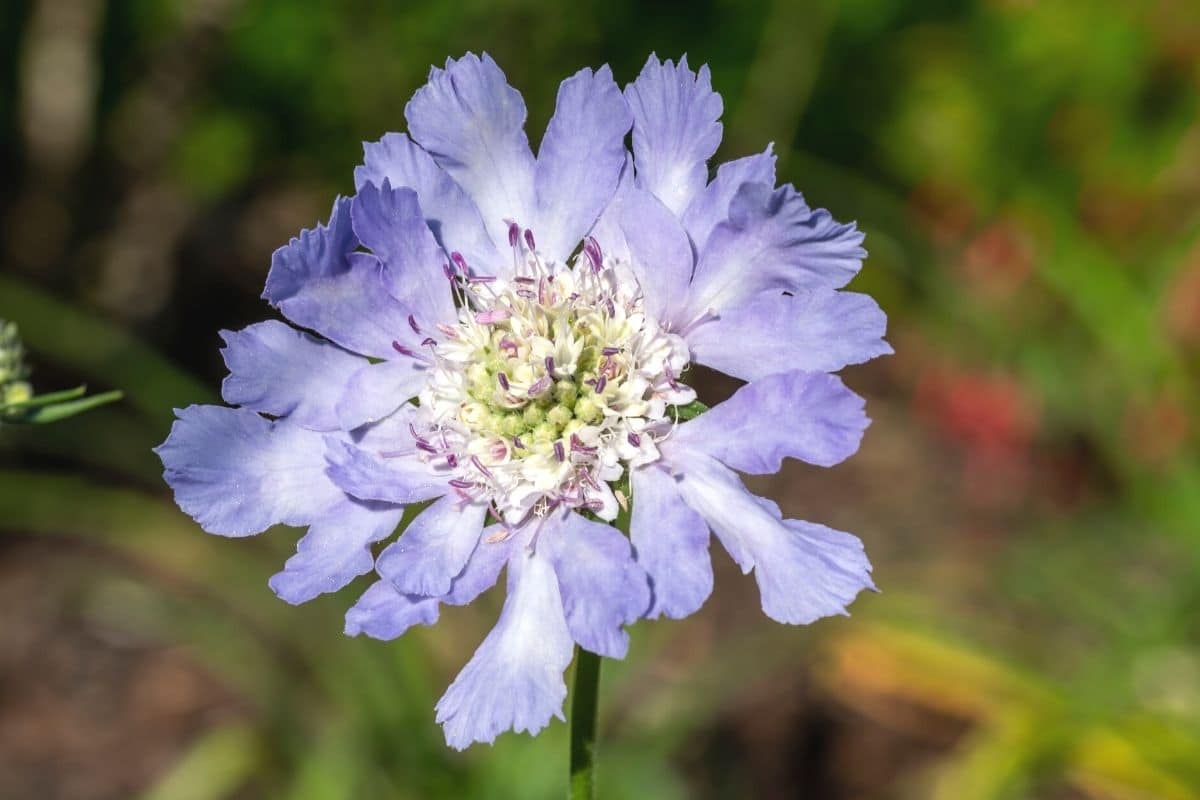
2,0,1199,797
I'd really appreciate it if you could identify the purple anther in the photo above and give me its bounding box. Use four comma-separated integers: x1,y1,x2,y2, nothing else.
602,346,620,356
544,356,556,376
415,440,438,455
594,376,607,394
446,453,459,468
554,441,565,462
497,372,510,391
470,455,494,480
516,288,536,299
475,309,511,325
627,432,642,447
604,298,615,317
528,375,551,396
513,436,525,449
513,276,536,284
442,262,456,281
664,364,681,390
507,221,520,247
499,337,518,356
450,251,468,272
421,337,438,348
523,228,536,250
407,314,421,334
449,478,475,489
392,340,417,357
583,236,603,272
570,435,597,454
468,274,496,284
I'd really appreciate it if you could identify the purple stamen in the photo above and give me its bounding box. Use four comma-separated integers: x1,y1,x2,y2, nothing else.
664,364,681,390
392,340,417,357
450,251,468,272
470,456,494,480
627,432,642,447
513,436,525,450
570,435,597,454
442,262,456,281
446,453,459,468
475,309,511,325
528,375,551,396
507,221,520,247
449,478,475,489
421,337,437,348
497,372,510,391
554,441,565,462
602,346,620,356
544,356,555,377
513,276,536,284
523,228,536,250
415,440,438,455
594,376,606,394
499,337,519,356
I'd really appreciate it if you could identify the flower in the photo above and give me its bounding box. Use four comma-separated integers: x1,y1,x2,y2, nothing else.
155,53,891,749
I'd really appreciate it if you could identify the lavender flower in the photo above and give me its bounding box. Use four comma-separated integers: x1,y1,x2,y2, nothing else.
155,53,890,750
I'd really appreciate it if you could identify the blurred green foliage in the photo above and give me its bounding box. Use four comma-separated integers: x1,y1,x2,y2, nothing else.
2,0,1200,797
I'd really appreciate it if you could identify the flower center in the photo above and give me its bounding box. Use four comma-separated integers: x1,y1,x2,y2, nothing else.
413,232,693,523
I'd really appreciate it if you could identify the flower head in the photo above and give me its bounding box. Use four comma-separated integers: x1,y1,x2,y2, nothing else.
156,53,891,749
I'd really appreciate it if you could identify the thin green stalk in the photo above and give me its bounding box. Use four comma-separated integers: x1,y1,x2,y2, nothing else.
569,645,602,800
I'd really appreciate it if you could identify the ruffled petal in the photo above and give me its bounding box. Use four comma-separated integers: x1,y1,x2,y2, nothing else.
267,251,417,361
587,151,634,262
672,370,869,472
681,145,776,252
687,288,892,382
219,320,368,431
334,360,427,430
533,65,632,262
345,522,518,641
375,495,488,596
625,55,723,216
354,132,499,271
155,406,345,536
324,437,446,506
684,183,866,321
269,498,405,604
671,451,873,624
538,510,650,658
754,516,876,625
629,465,712,619
344,580,441,640
435,548,573,749
350,182,457,329
405,53,536,252
262,196,357,304
618,187,695,326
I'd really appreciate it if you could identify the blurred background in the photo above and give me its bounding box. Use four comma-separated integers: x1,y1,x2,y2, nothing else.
1,0,1199,797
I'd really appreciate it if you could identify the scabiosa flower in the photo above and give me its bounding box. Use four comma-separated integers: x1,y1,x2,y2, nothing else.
156,53,890,750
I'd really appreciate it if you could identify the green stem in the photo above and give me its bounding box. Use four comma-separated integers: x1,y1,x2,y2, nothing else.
568,646,602,800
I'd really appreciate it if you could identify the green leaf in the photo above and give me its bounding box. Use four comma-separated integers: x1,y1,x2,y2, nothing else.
2,390,123,424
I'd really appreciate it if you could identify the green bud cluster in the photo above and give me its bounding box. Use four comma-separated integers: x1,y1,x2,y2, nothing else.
0,320,32,406
460,341,615,457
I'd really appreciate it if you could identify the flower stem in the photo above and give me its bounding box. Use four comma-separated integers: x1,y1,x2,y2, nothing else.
568,645,602,799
